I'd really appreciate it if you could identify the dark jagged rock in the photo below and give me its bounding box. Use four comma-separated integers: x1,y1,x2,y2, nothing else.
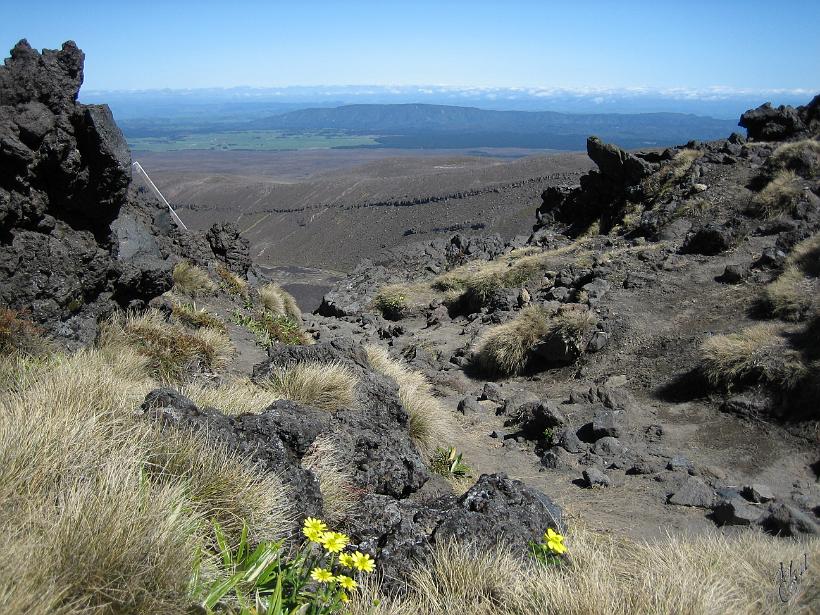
141,388,323,523
253,339,430,498
206,222,251,276
0,40,256,345
738,97,819,141
534,136,654,235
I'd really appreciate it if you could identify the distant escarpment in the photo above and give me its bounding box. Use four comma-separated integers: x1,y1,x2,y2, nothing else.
0,40,251,346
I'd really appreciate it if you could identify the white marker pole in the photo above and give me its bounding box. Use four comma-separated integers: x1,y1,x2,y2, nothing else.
132,161,189,231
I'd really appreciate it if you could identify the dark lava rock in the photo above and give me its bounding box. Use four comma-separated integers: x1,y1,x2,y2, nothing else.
206,222,251,276
480,381,505,403
586,136,653,186
345,473,563,594
252,339,430,499
592,436,624,458
719,263,749,284
739,101,808,141
582,467,611,488
742,483,775,503
667,455,695,473
761,502,819,536
682,224,733,255
668,477,716,508
505,400,566,440
591,410,623,439
556,428,586,453
541,447,578,469
712,497,763,526
141,388,323,524
457,395,482,415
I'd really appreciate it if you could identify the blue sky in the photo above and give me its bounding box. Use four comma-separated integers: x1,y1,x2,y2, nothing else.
3,0,819,93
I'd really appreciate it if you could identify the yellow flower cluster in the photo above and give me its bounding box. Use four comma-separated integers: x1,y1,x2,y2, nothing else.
301,517,376,605
544,528,567,555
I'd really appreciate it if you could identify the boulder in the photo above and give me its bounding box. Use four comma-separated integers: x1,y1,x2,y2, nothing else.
591,410,623,439
582,467,611,488
668,477,716,508
739,102,806,141
712,497,763,526
206,222,251,276
505,400,566,439
682,224,733,255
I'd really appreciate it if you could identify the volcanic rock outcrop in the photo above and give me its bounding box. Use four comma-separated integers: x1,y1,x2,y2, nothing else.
0,40,252,346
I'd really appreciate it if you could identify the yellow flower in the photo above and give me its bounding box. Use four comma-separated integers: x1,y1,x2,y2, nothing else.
320,531,349,553
545,528,567,555
338,552,355,568
310,567,335,583
351,551,375,573
339,592,350,603
303,517,328,543
337,575,358,590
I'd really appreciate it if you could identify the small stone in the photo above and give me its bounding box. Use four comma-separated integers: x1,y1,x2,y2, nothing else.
691,183,708,193
587,331,610,352
626,461,660,475
457,396,482,415
480,382,504,403
541,447,577,470
720,263,749,284
667,455,694,473
668,477,716,508
593,436,624,457
592,410,622,439
742,483,775,503
712,497,763,526
582,468,611,488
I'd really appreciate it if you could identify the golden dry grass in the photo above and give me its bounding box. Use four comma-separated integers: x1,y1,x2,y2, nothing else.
259,283,302,320
99,310,233,383
365,344,455,456
172,261,216,296
473,307,552,376
762,232,820,321
171,301,225,331
701,324,807,390
215,263,249,297
770,138,820,177
752,170,804,217
0,345,293,614
182,376,281,415
348,529,819,615
259,360,357,411
642,148,701,200
302,434,360,524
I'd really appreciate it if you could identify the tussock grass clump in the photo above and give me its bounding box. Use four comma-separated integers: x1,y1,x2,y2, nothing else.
216,263,249,297
260,360,357,411
473,307,552,376
365,344,454,455
701,324,807,390
100,310,233,383
259,282,302,320
752,170,804,217
374,284,410,320
770,138,820,177
172,261,216,296
0,342,295,614
302,435,359,523
761,232,820,321
144,427,291,544
347,529,819,615
171,301,225,331
183,376,281,415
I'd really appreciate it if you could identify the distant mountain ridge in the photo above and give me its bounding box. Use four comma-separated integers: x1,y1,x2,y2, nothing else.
253,103,738,149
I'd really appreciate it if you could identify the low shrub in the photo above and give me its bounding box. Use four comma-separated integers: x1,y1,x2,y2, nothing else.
761,232,820,321
641,148,701,200
172,261,217,296
0,308,48,356
374,285,408,320
770,138,820,178
231,309,310,347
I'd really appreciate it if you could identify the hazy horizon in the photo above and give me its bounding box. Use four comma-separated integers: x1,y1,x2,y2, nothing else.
3,0,818,95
